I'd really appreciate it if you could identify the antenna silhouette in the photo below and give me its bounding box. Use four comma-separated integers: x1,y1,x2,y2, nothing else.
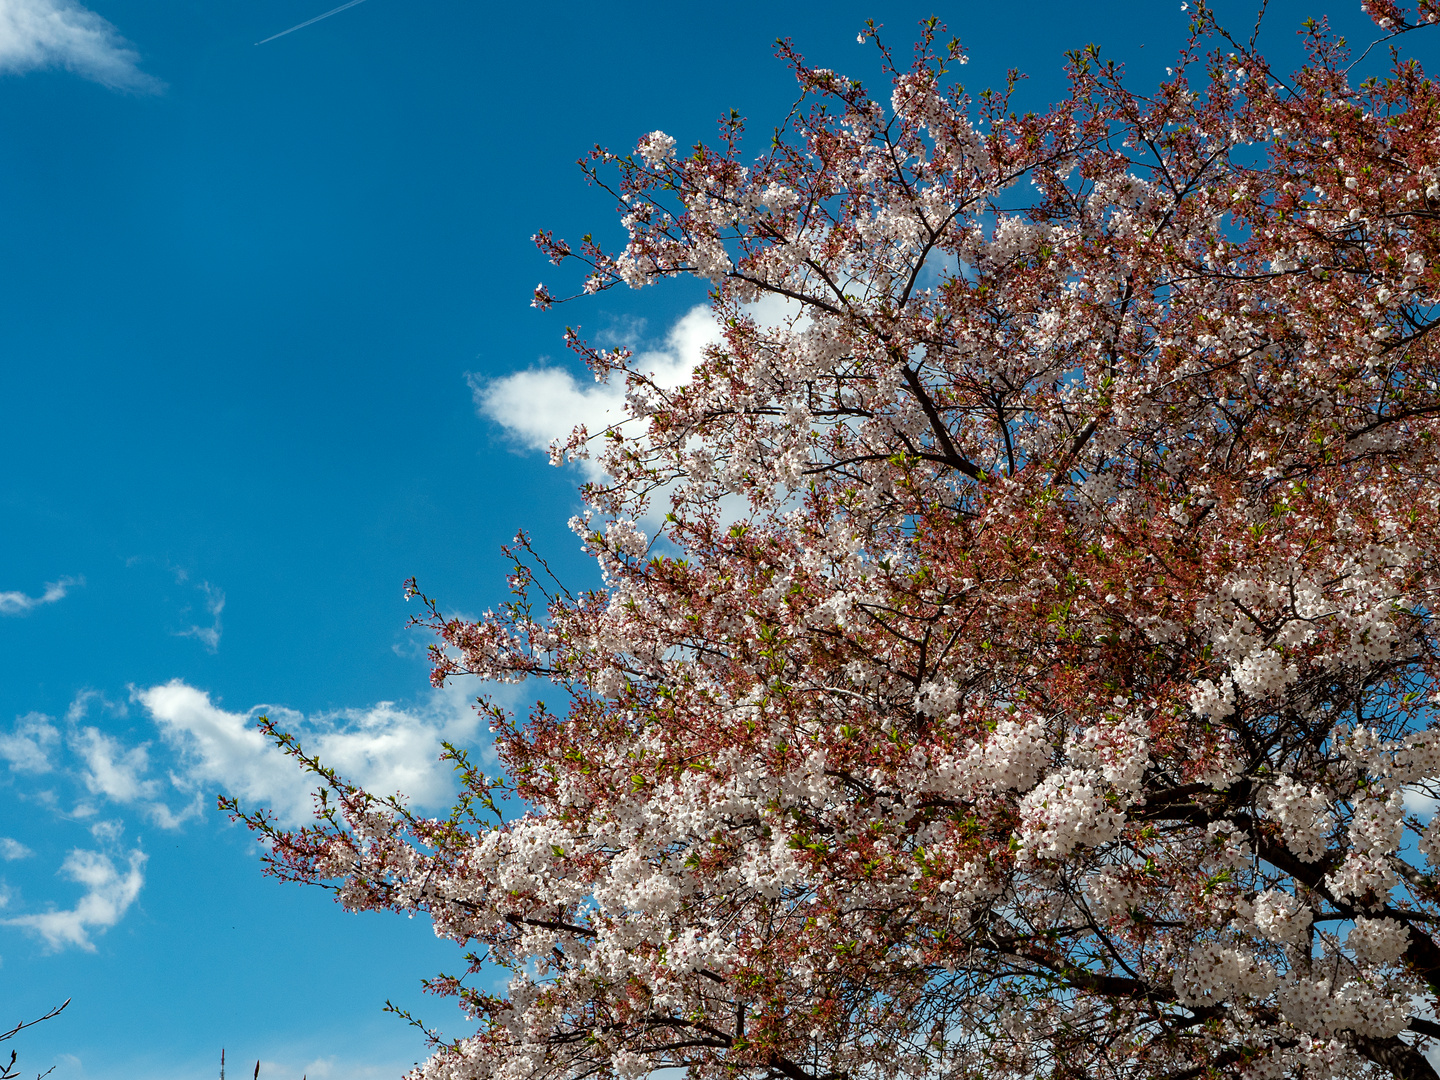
218,1049,262,1079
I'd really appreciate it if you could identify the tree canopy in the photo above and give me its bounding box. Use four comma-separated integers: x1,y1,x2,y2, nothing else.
234,5,1440,1080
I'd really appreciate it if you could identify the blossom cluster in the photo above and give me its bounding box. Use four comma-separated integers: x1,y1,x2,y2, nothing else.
239,9,1440,1080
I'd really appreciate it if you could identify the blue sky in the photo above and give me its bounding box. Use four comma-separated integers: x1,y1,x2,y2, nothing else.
1,1,1432,1077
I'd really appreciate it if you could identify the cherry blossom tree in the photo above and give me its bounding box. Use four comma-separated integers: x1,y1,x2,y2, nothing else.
231,5,1440,1080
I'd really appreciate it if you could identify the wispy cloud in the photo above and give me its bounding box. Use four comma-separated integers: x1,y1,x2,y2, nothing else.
0,713,60,774
0,575,80,616
136,680,485,826
0,0,161,92
4,846,146,951
72,726,158,804
0,837,33,861
176,582,224,653
0,677,493,949
65,693,200,829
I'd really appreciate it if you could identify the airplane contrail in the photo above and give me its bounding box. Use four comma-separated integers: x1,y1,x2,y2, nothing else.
255,0,368,45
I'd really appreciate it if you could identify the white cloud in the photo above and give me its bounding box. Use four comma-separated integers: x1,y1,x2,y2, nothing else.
4,846,146,951
88,818,123,844
474,294,803,526
474,304,721,481
0,0,161,91
1405,784,1439,819
75,1050,411,1080
72,726,157,804
64,688,107,726
0,575,80,616
176,582,224,653
0,837,32,860
175,584,223,650
267,1054,404,1080
143,793,203,830
136,680,484,827
61,693,198,828
0,713,60,774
